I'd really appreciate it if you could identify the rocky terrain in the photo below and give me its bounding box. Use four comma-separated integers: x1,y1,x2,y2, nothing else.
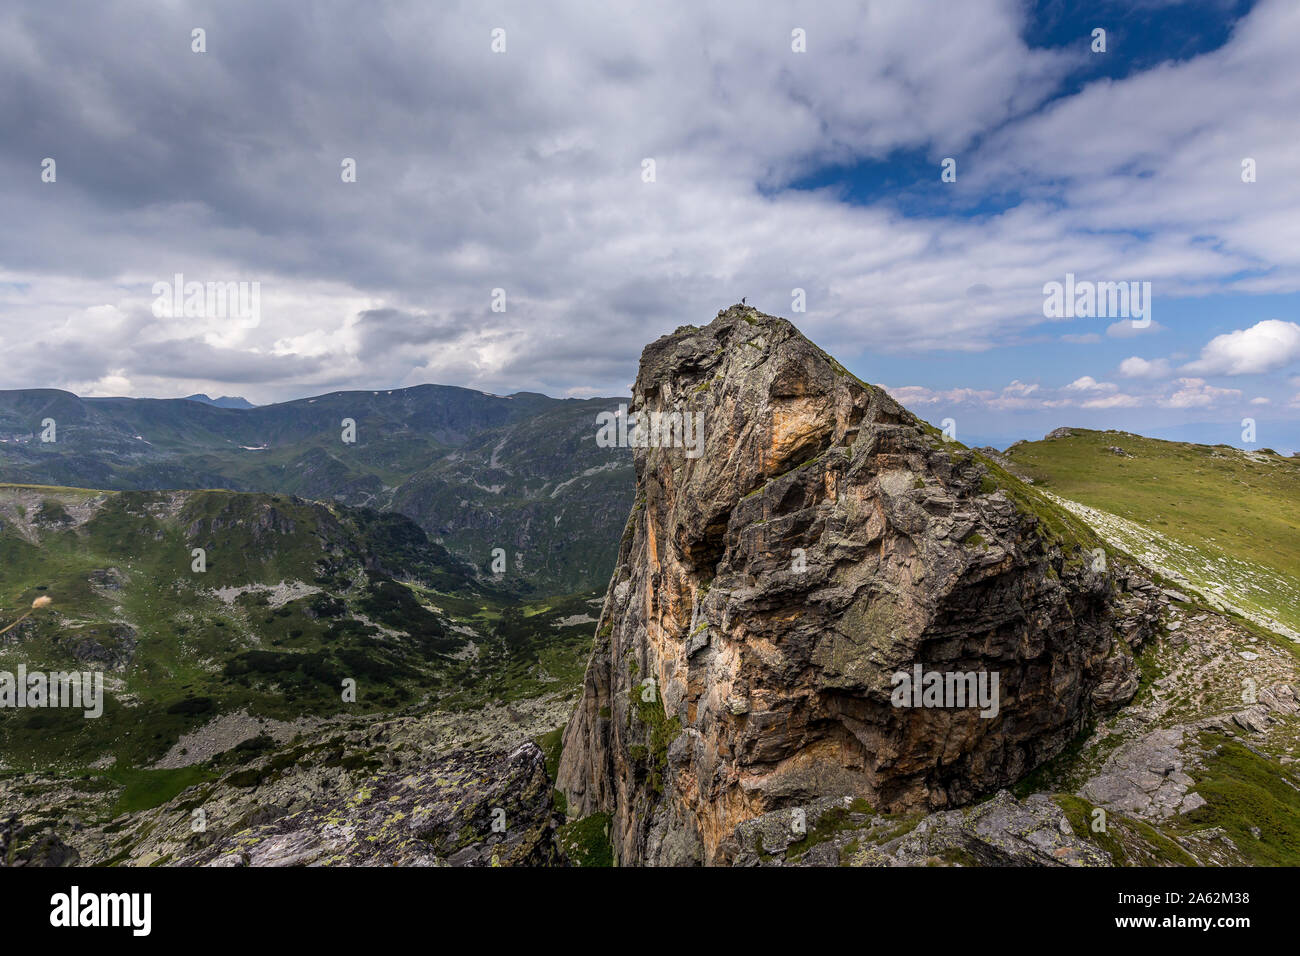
0,694,576,866
3,306,1298,868
717,589,1300,867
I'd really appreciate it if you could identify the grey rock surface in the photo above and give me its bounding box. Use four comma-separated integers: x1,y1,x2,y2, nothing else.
559,306,1160,865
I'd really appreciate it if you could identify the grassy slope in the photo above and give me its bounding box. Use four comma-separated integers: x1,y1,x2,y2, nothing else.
0,484,600,800
1004,430,1300,637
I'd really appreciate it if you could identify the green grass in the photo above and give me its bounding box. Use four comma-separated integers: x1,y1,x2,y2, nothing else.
1005,430,1300,635
103,765,216,815
782,799,875,862
1051,794,1130,864
1173,733,1300,865
555,812,613,866
535,724,566,779
970,450,1106,557
1051,793,1196,866
631,692,682,796
1046,734,1300,867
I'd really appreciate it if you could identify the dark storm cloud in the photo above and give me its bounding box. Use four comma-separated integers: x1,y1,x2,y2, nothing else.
355,308,467,359
126,339,326,383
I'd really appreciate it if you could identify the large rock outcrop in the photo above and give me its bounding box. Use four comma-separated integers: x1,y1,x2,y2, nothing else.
557,305,1157,865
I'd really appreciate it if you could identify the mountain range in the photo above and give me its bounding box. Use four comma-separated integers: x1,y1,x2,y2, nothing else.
0,385,634,594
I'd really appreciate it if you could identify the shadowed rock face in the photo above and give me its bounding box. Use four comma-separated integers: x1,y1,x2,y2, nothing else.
557,305,1157,865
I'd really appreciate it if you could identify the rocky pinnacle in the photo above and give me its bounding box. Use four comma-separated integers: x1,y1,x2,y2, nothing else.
557,305,1159,865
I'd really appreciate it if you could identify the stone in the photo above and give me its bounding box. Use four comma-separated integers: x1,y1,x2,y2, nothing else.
558,307,1160,865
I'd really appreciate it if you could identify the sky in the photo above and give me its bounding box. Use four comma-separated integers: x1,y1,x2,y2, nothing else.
3,0,1299,452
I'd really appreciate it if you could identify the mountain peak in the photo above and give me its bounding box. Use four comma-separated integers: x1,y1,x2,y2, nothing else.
559,307,1160,865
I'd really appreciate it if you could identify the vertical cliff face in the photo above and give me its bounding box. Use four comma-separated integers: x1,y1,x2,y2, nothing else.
557,305,1151,865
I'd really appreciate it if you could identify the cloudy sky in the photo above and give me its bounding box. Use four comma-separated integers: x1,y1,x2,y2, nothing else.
3,0,1299,450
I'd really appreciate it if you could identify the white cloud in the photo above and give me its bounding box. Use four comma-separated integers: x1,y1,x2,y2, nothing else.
1064,376,1117,392
1081,393,1142,409
882,385,995,406
889,377,1150,414
1183,319,1300,375
1158,377,1244,409
1106,319,1167,339
1118,356,1172,379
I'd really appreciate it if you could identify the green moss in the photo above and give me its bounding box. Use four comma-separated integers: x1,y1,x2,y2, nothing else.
556,812,613,866
534,724,566,780
785,802,876,862
1051,794,1129,864
785,808,852,860
633,695,682,796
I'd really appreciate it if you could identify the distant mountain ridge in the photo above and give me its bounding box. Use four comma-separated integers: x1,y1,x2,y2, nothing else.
182,393,256,409
0,383,635,592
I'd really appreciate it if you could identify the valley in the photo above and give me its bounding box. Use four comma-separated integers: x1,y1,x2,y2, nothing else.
0,484,600,863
